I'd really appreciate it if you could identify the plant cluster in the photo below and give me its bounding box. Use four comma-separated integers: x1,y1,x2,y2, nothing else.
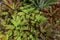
0,0,60,40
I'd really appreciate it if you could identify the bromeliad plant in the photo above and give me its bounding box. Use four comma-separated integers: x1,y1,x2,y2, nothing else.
30,0,57,12
2,0,21,10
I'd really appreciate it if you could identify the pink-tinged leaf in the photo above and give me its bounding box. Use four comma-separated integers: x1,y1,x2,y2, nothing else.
0,38,2,40
8,0,13,5
58,0,60,2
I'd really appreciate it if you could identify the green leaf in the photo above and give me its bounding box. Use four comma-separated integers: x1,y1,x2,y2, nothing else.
22,10,29,13
6,30,12,37
5,35,9,40
5,25,15,29
11,16,20,27
18,12,25,16
17,37,21,40
36,15,47,23
36,15,41,21
14,30,20,36
1,12,8,15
